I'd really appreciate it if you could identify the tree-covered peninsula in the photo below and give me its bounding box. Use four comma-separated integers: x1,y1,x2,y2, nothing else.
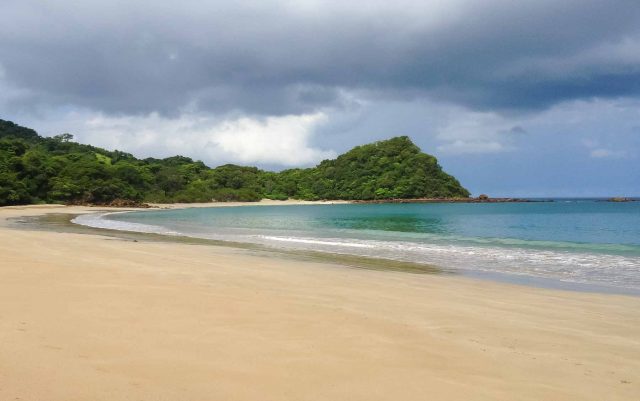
0,119,469,206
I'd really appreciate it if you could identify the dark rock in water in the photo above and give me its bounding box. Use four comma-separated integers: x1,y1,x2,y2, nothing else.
478,194,489,200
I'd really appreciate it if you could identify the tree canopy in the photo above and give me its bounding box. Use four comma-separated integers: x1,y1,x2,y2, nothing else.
0,119,469,206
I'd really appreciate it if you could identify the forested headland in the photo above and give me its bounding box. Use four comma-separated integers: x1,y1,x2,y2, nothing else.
0,119,469,206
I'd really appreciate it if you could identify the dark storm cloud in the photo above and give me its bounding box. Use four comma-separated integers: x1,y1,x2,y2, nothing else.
1,0,640,116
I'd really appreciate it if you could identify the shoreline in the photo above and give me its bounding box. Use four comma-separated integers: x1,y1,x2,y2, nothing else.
1,205,639,400
65,203,640,297
9,202,638,296
20,211,445,276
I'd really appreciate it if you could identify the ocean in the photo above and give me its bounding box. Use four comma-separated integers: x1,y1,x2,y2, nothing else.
73,200,640,294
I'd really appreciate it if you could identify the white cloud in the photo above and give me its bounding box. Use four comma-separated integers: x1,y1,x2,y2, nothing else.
430,98,640,157
37,111,335,167
208,113,333,164
581,135,629,159
433,107,518,155
589,148,627,159
437,140,506,155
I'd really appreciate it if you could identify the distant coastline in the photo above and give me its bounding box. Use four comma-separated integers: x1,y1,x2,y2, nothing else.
603,197,638,203
60,196,639,208
352,197,541,204
353,196,639,204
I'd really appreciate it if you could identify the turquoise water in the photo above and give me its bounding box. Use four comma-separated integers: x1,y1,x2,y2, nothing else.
74,201,640,293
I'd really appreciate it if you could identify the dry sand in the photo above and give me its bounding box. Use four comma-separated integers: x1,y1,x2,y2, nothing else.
0,204,638,400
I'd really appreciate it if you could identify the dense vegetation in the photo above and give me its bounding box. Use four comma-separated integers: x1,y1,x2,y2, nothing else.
0,119,469,206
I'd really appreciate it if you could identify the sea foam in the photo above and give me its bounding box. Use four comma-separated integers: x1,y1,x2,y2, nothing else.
72,212,181,236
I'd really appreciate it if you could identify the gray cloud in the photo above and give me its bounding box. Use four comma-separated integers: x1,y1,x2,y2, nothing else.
1,0,640,117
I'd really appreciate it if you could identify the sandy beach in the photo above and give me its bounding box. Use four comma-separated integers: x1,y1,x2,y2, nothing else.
1,204,639,401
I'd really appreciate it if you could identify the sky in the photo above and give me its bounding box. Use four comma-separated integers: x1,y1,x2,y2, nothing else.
1,0,639,197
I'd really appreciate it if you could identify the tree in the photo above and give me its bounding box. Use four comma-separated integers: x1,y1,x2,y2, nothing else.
0,118,470,206
53,133,74,142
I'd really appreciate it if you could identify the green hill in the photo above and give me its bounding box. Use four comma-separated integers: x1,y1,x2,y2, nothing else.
0,119,469,206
